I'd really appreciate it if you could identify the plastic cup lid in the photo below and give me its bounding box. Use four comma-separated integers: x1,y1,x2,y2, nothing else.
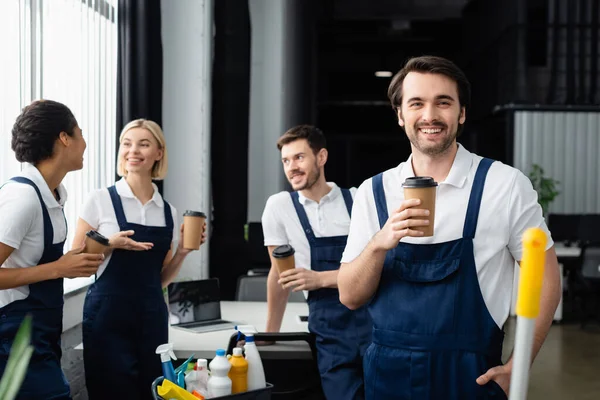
272,244,295,258
402,176,438,188
85,230,110,246
183,210,206,218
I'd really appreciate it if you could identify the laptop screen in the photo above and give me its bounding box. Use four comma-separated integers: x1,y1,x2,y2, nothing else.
168,278,222,325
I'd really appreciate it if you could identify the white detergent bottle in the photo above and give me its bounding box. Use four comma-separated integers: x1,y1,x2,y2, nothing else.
208,349,232,397
236,325,266,390
185,359,209,397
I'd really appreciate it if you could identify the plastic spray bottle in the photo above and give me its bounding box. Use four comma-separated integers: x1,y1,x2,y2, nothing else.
185,359,209,397
235,325,266,390
156,343,177,383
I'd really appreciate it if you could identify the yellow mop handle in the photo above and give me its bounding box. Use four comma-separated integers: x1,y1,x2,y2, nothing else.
516,227,547,318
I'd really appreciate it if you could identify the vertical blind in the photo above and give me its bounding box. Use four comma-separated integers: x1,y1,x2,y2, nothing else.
0,0,118,293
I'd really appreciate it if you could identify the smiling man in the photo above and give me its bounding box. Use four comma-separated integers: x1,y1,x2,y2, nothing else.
261,125,372,400
337,56,561,399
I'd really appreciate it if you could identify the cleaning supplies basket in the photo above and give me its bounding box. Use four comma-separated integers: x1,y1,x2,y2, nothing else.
151,376,273,400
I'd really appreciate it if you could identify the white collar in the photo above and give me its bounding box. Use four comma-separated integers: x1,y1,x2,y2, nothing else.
297,182,341,205
115,178,164,207
399,143,473,188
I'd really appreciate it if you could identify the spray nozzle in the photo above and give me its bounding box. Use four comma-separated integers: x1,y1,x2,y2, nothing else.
155,343,177,363
235,325,258,341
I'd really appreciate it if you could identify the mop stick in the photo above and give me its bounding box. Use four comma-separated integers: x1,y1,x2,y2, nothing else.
509,227,547,400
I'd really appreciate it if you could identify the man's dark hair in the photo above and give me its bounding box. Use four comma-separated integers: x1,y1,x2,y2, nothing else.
387,55,471,111
11,100,78,164
276,125,326,154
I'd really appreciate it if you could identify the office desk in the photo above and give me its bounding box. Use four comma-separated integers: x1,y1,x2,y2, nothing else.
169,301,311,360
75,301,310,360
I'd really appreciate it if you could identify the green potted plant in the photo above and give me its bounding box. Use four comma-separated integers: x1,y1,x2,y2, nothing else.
0,315,34,400
528,163,560,217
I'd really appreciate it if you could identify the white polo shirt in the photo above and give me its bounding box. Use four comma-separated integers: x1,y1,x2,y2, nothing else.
341,144,554,328
262,183,357,279
0,164,68,308
79,178,179,278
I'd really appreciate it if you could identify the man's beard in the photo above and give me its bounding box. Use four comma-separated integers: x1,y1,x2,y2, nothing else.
408,120,461,157
291,163,320,191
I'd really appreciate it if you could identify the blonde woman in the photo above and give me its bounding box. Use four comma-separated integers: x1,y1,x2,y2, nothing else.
73,119,205,399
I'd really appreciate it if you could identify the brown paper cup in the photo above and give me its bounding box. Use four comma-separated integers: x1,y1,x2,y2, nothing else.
183,211,206,250
403,177,438,237
272,244,296,276
84,230,110,254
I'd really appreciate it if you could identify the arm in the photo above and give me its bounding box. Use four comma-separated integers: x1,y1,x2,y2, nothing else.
0,241,104,290
278,268,339,292
338,241,387,309
476,170,561,393
72,218,91,250
265,246,290,332
0,242,56,289
476,247,561,391
338,198,430,309
73,218,153,255
515,247,561,365
161,223,206,288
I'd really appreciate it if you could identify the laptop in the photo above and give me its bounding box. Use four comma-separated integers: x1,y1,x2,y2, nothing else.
168,278,236,333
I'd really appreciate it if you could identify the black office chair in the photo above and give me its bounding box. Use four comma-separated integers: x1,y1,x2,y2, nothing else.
227,332,325,400
235,274,306,303
548,213,582,246
577,214,600,246
574,243,600,330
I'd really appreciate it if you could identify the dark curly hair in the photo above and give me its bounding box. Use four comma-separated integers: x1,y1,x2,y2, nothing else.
11,100,78,164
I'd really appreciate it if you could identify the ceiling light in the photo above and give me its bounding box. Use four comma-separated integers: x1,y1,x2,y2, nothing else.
375,71,393,78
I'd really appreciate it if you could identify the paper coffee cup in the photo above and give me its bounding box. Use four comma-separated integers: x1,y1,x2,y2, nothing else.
183,210,206,250
84,230,110,254
272,244,296,275
402,176,438,237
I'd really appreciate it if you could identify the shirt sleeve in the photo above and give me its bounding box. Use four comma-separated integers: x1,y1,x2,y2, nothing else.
0,183,39,249
261,194,289,247
79,189,103,228
341,179,379,263
507,170,554,261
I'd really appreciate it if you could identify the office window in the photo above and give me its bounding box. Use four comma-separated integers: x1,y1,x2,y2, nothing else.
0,0,118,293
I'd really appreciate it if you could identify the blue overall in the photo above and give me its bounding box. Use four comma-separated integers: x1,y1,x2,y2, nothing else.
290,190,372,400
83,186,173,399
0,177,71,400
365,158,508,400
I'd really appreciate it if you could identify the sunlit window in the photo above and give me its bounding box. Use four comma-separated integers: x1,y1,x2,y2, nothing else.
0,0,118,293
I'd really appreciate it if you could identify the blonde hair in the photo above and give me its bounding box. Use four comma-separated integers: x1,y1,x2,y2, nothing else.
117,119,168,180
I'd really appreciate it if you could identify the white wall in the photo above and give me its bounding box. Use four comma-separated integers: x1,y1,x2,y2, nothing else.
247,0,316,222
513,111,600,214
246,0,287,223
161,0,213,279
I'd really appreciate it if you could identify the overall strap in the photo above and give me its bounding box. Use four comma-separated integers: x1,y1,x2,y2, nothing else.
340,188,353,217
9,177,54,248
290,192,316,243
162,199,174,230
372,173,388,229
107,186,128,226
462,158,495,239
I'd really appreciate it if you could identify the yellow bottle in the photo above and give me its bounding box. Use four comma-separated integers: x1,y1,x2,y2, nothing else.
228,347,248,393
